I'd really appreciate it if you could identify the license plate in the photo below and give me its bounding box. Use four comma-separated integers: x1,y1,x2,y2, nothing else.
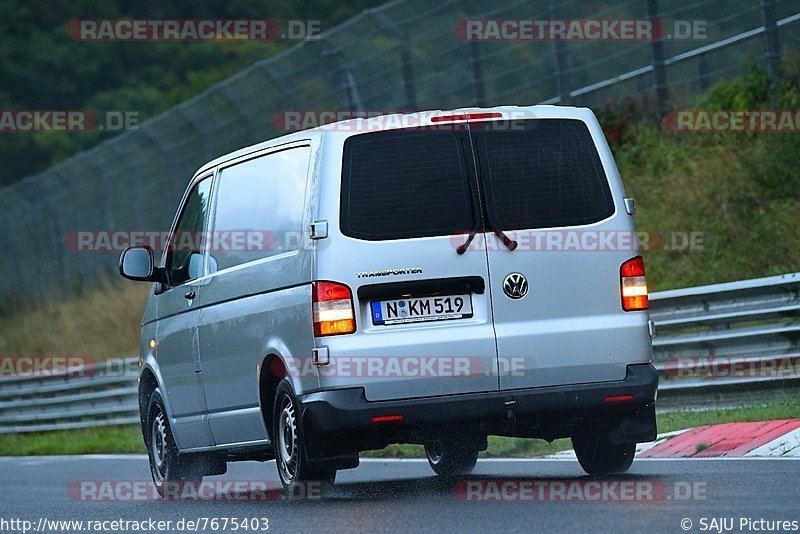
371,294,473,325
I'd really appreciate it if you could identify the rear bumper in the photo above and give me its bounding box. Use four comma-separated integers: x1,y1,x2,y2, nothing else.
298,363,658,447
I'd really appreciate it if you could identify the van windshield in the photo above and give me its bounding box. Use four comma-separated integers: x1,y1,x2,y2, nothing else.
340,119,614,241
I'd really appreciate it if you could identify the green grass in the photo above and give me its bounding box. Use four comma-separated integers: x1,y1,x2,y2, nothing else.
0,425,144,456
3,395,798,457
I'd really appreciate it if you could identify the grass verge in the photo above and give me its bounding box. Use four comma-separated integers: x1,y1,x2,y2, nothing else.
2,395,798,457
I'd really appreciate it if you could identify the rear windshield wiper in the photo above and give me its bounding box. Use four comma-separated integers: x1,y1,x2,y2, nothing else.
493,229,518,251
457,231,478,254
456,229,517,253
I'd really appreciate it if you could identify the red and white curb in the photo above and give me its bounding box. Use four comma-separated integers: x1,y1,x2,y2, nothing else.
548,419,800,459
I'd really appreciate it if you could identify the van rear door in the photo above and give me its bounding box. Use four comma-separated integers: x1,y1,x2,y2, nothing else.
467,111,652,390
318,126,500,401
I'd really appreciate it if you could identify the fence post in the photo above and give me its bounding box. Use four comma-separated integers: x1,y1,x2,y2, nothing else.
698,53,710,92
219,82,259,142
458,0,487,107
50,168,79,291
6,188,44,297
320,43,364,112
261,60,299,109
550,0,570,105
646,0,670,117
367,9,417,111
177,103,213,162
468,42,487,107
0,197,25,296
760,0,782,104
77,153,115,231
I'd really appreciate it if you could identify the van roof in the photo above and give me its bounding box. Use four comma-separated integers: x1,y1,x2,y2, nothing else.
314,105,593,133
195,105,596,177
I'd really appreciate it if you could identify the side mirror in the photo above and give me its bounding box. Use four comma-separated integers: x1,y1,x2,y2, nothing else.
119,246,156,282
187,252,204,280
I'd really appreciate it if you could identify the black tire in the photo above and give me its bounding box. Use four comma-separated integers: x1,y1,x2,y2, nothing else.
273,380,336,496
145,389,204,497
425,440,479,476
572,431,636,476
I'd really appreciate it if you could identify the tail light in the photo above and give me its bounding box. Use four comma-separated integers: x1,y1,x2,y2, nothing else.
312,281,356,336
620,256,648,311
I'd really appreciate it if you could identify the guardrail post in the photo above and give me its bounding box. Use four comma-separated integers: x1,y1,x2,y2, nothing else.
550,0,570,105
760,0,782,104
646,0,670,118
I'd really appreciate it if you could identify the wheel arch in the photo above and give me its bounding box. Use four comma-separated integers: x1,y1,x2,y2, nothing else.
137,358,167,442
258,353,288,443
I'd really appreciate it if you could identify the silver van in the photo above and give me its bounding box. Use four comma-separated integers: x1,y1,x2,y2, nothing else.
119,106,658,495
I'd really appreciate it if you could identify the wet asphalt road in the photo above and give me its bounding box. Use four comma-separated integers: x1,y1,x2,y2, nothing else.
1,455,798,533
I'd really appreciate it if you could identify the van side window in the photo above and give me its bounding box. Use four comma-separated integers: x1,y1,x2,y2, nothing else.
167,177,212,286
209,146,310,272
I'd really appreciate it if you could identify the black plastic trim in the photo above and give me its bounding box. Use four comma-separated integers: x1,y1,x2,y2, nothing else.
357,276,485,301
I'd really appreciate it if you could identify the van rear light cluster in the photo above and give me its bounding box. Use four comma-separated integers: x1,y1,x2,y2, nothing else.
312,281,356,336
620,256,648,311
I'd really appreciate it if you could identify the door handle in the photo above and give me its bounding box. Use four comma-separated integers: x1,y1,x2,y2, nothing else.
184,290,196,300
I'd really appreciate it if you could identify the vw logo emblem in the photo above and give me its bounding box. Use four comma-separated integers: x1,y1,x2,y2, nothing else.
503,273,528,300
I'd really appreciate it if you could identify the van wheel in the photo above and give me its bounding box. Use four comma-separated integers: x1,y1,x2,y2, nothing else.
146,389,203,497
273,380,336,495
425,440,479,476
572,431,635,475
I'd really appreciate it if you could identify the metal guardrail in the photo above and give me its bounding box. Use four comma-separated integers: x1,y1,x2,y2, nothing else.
650,272,800,363
0,358,139,434
0,273,798,432
650,272,800,411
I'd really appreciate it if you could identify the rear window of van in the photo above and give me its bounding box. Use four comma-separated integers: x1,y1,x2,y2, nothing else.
340,119,614,241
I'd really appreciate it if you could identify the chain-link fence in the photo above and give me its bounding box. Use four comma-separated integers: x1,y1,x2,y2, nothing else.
1,0,798,301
